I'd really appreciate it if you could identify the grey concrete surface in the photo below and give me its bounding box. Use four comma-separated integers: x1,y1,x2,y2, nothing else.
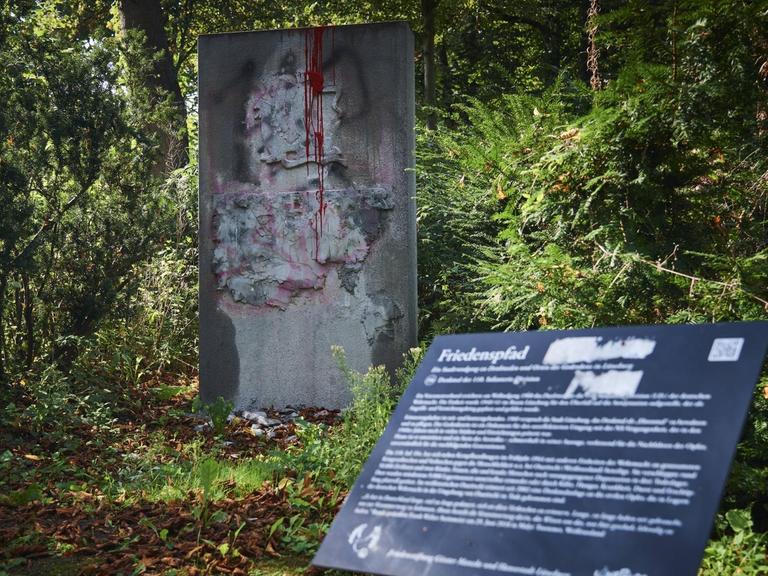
198,22,417,409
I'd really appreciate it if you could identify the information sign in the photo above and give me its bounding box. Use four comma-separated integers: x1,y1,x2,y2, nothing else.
313,323,768,576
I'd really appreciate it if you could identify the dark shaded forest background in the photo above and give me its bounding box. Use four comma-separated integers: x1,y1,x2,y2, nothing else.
1,0,767,573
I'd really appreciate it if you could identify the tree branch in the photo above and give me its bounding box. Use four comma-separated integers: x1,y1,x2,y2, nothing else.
10,176,96,268
594,243,768,309
491,12,558,40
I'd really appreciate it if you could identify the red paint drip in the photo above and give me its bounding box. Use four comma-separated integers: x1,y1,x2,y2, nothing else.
304,27,327,260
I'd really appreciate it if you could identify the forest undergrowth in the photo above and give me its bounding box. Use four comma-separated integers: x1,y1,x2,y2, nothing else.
0,345,421,576
2,1,768,574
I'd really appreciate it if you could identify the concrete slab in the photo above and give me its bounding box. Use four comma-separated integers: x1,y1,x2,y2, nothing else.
198,22,417,409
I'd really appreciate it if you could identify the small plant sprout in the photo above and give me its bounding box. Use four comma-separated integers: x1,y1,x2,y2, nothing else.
192,395,234,435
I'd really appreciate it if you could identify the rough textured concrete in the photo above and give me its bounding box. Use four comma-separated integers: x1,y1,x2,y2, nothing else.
198,23,417,409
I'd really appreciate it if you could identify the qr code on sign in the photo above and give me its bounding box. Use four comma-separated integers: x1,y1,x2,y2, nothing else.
708,338,745,362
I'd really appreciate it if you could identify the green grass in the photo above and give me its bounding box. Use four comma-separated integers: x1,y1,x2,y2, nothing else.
143,456,279,502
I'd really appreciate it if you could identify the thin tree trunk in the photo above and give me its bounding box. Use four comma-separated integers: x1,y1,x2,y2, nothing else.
0,276,7,381
439,41,451,108
546,25,562,83
118,0,189,172
579,0,591,85
422,0,438,129
22,271,34,368
587,0,602,90
14,281,22,352
749,18,768,139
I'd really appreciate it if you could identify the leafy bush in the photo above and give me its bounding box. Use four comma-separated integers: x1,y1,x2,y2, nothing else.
700,509,768,575
266,347,422,555
418,4,768,334
18,360,117,434
0,6,194,383
329,346,422,487
69,164,198,387
279,347,422,489
415,5,768,555
418,67,767,333
21,366,76,433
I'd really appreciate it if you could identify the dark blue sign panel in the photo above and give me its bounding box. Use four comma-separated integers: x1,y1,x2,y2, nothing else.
313,323,768,576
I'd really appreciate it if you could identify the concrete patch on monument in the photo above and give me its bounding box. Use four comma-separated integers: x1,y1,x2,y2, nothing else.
199,23,416,409
211,184,393,308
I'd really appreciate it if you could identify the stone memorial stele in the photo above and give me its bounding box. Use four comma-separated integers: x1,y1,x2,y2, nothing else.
198,23,417,409
314,322,768,576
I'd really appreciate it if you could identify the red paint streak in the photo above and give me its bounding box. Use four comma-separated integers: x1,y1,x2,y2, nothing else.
304,27,327,259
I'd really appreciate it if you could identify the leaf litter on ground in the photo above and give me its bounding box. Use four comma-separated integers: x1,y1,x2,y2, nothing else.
0,374,344,576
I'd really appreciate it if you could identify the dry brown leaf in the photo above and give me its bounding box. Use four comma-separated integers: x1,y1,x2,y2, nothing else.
558,128,580,141
265,541,280,557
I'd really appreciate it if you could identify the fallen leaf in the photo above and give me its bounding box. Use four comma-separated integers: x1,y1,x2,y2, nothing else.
265,541,280,557
186,545,204,558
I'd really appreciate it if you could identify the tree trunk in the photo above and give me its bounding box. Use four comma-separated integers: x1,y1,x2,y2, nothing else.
578,0,591,85
118,0,189,172
14,281,22,352
545,22,563,84
587,0,602,90
439,42,451,108
22,271,34,368
0,276,6,381
422,0,438,129
749,15,768,139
